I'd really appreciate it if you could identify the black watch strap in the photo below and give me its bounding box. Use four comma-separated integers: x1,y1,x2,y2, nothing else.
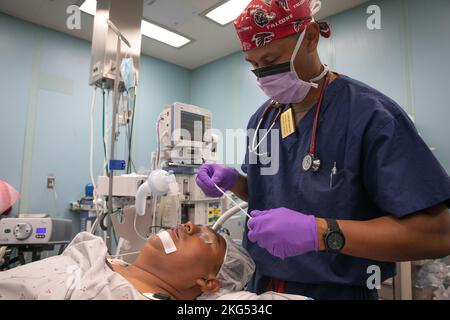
324,218,345,253
325,218,340,232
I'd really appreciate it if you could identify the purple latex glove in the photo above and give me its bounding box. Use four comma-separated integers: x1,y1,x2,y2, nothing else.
247,208,318,260
196,164,239,197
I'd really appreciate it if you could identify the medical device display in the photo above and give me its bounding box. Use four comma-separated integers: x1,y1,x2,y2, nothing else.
0,217,72,245
158,102,217,166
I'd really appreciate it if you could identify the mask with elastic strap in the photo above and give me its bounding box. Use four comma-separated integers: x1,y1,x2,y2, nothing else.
253,27,329,104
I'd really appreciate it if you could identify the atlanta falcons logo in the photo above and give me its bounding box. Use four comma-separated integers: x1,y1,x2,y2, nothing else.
277,0,290,11
251,8,276,27
318,21,331,38
252,32,275,47
262,0,273,6
292,18,310,32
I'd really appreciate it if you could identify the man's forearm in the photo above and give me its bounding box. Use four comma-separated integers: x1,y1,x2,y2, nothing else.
230,175,249,202
316,204,450,262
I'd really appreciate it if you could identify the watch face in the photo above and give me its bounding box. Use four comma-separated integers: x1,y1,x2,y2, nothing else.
327,232,345,251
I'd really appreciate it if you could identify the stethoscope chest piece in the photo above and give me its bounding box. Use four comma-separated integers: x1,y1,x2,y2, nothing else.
300,71,331,174
302,154,321,173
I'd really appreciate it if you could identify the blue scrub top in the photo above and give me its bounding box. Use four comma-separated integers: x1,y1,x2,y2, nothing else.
241,75,450,299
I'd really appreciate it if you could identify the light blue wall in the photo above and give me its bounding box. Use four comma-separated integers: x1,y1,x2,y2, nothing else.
132,45,192,171
0,13,191,233
190,0,450,173
408,0,450,175
317,0,410,111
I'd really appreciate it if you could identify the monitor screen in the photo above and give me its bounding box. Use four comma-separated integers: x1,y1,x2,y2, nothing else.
36,228,46,234
180,111,205,142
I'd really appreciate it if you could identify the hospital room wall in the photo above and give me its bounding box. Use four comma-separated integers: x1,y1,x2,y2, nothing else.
0,13,191,231
190,0,450,173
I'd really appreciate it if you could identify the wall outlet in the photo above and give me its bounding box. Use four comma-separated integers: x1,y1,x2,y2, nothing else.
47,173,55,189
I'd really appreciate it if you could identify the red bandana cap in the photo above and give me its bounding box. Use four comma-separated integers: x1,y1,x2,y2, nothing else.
234,0,331,52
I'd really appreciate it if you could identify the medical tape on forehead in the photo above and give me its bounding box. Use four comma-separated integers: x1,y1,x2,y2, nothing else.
213,183,252,220
156,230,177,254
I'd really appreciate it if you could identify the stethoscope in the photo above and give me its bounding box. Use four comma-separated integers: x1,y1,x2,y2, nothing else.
248,100,284,157
249,71,331,173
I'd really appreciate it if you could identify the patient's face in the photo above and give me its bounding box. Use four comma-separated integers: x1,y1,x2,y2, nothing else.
136,221,226,292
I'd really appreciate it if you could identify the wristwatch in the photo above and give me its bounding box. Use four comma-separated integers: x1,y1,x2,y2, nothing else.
323,219,345,253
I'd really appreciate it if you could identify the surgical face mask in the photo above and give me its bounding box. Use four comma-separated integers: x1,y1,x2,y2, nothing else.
252,30,328,104
120,57,136,91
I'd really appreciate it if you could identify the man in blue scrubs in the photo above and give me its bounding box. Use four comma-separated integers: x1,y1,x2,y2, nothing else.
196,0,450,300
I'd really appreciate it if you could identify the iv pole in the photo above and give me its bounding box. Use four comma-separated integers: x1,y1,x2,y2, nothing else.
105,19,131,251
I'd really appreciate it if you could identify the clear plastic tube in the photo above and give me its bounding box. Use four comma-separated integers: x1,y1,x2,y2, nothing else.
213,183,252,220
155,119,162,169
134,209,150,241
110,251,141,258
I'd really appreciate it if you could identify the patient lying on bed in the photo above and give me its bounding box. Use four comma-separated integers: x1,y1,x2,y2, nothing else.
0,221,308,300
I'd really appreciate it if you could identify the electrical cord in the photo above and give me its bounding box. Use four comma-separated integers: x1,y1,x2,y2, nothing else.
102,89,109,175
99,210,108,231
89,87,109,235
155,118,163,170
112,227,118,248
105,90,110,174
89,88,98,190
125,120,137,174
126,89,137,173
134,210,150,241
99,205,121,231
